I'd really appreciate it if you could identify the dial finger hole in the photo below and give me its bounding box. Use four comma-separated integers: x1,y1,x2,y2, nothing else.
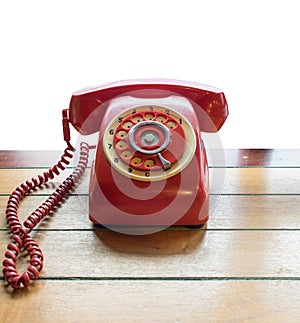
144,159,156,168
156,115,167,123
121,150,132,158
123,122,133,129
117,130,128,138
144,113,155,120
116,141,127,149
131,156,143,166
132,115,143,123
166,121,177,129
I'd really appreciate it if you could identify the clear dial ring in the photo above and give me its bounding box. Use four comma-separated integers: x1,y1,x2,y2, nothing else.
129,121,170,155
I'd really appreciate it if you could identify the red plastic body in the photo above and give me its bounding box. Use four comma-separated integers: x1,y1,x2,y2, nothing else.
89,101,209,226
68,79,228,227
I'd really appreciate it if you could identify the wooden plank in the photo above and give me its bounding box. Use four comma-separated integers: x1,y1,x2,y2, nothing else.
0,168,89,195
1,195,300,230
1,149,300,167
0,195,89,230
1,230,299,278
1,168,300,195
209,195,300,229
0,149,95,168
223,148,300,167
1,150,299,323
1,281,300,322
217,168,300,195
0,150,63,168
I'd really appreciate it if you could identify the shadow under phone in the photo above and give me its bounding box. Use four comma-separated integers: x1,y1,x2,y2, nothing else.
93,224,207,256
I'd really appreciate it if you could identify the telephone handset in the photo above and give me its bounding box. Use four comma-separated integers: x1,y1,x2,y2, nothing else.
69,79,227,135
3,79,228,289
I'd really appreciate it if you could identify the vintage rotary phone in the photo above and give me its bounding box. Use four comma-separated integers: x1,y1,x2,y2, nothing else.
3,79,228,289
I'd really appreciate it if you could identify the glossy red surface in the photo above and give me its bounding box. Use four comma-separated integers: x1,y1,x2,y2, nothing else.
67,79,227,227
87,94,210,226
69,79,228,134
89,132,209,227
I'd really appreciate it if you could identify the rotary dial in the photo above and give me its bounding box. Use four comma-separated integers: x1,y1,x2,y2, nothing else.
103,105,196,181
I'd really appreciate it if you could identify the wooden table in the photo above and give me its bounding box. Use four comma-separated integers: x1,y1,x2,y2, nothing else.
0,149,299,322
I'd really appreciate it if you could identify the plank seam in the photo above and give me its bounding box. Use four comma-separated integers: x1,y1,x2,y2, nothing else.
1,276,299,282
1,193,300,197
1,228,300,232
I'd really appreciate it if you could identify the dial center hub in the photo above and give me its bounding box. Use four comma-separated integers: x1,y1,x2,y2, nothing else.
129,121,170,154
143,133,156,144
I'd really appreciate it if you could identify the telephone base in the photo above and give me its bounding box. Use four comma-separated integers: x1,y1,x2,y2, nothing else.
91,221,208,232
183,224,206,229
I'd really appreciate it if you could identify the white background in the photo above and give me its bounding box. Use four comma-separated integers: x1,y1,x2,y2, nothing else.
0,0,299,150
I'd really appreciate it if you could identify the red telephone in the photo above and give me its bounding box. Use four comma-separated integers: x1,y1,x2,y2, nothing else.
69,79,228,229
3,79,228,289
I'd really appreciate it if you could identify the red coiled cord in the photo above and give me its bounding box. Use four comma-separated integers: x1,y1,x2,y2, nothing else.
3,111,92,289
